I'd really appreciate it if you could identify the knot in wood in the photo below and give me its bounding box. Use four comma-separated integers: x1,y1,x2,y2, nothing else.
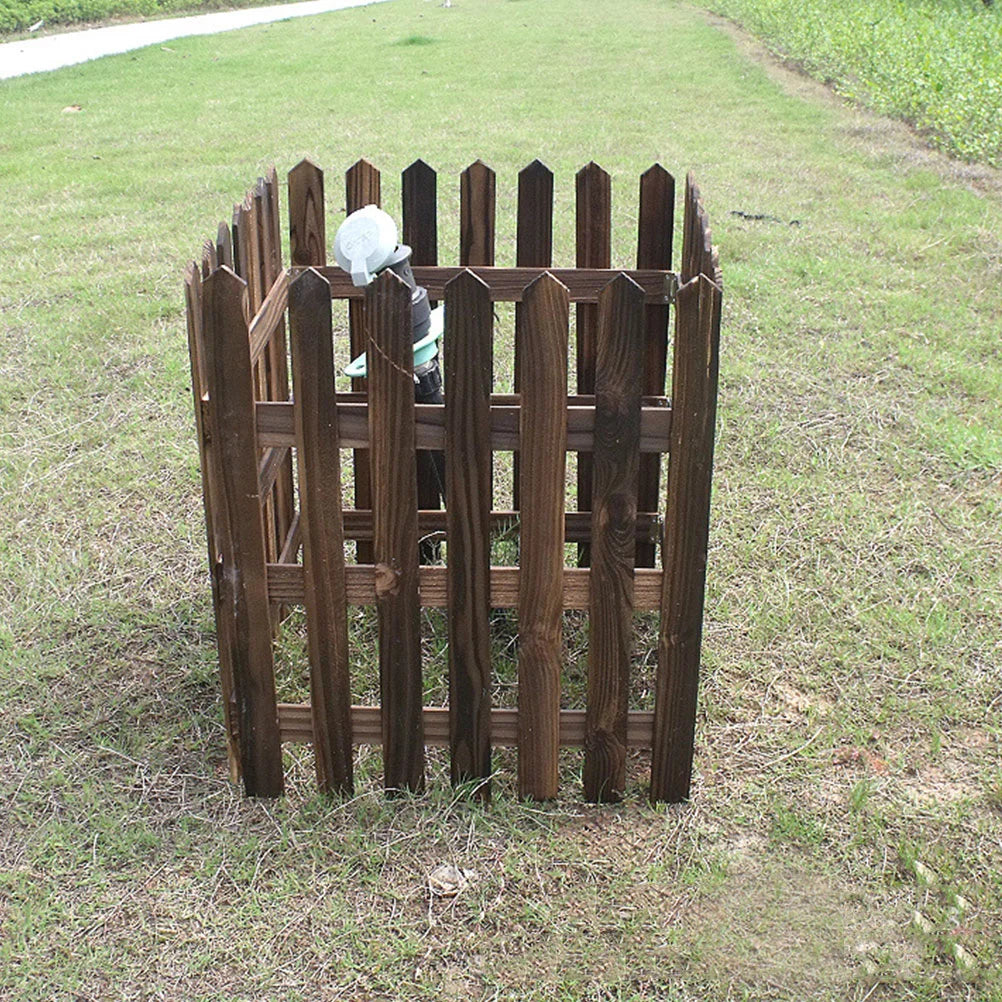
374,562,402,599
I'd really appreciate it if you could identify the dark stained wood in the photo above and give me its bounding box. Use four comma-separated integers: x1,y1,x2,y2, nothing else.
184,264,240,783
367,270,425,793
255,397,672,453
288,159,327,267
402,159,437,268
517,272,569,800
288,268,353,795
248,271,290,365
309,265,675,304
328,509,660,545
583,274,644,802
346,159,381,563
200,267,283,798
514,159,554,508
636,164,675,567
650,272,722,804
444,269,493,795
216,221,234,270
402,158,444,542
574,163,611,565
266,563,665,612
460,160,496,266
278,703,657,750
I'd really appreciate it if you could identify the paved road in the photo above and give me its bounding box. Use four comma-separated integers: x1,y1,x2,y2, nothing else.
0,0,391,80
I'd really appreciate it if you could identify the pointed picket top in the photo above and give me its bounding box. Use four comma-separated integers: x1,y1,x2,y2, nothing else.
460,159,496,266
402,158,438,266
517,160,554,268
637,163,675,270
346,158,381,212
288,159,327,267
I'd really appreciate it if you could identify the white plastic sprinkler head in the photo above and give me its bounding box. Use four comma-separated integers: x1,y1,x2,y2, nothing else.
333,205,399,287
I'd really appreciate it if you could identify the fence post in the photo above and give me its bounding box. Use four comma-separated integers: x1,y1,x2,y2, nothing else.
445,269,494,797
200,267,283,798
650,271,722,804
289,268,354,795
288,159,327,267
367,270,425,793
583,274,644,803
517,272,569,801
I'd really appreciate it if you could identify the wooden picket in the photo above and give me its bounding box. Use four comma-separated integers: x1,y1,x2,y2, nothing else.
185,157,722,804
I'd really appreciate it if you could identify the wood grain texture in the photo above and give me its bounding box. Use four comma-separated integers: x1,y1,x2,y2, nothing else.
288,159,327,267
650,273,722,804
636,164,675,568
255,398,672,453
575,163,611,565
278,704,657,750
309,265,675,304
367,270,425,793
266,563,665,612
444,269,493,794
216,221,233,270
346,159,381,563
200,267,283,798
517,272,569,800
583,274,644,802
288,268,353,795
185,264,240,782
460,160,496,267
514,159,554,510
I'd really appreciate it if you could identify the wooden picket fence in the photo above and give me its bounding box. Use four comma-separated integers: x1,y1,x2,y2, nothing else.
183,157,721,804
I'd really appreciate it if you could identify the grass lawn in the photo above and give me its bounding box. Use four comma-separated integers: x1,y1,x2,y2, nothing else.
1,0,1001,998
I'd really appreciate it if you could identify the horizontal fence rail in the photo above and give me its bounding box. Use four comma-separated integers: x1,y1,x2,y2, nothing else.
184,157,722,804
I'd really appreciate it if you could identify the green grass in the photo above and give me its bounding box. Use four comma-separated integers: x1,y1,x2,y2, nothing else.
2,0,1002,998
708,0,1002,167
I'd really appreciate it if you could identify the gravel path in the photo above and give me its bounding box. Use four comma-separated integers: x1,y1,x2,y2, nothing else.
0,0,391,80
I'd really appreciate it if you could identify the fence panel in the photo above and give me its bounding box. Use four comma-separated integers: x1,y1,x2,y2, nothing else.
367,270,425,793
289,268,354,795
583,274,644,802
575,162,611,565
517,271,569,801
444,269,494,797
200,267,283,797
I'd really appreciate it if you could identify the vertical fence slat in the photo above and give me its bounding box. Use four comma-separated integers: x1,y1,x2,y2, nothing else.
288,159,327,267
514,159,554,509
185,264,240,783
460,160,496,267
402,159,438,269
575,162,611,566
200,267,283,798
263,168,296,566
216,221,234,270
650,272,722,804
346,159,381,564
368,270,425,793
517,272,569,801
289,268,354,795
583,274,644,803
445,269,493,796
403,159,445,541
636,164,675,568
